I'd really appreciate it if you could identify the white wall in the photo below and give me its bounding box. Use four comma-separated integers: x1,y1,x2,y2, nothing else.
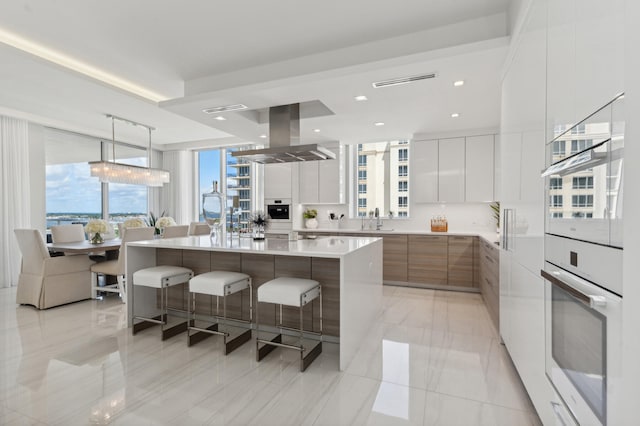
28,123,46,233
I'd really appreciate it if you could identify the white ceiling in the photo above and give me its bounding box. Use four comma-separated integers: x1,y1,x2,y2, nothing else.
0,0,512,149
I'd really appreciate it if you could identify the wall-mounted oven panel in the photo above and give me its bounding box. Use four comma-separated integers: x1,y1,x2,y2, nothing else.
265,199,291,222
545,234,622,295
542,263,622,426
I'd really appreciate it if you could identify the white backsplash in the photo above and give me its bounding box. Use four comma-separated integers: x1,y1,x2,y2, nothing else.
298,203,498,233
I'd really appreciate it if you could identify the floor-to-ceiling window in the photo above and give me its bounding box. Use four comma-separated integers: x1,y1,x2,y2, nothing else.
107,144,148,230
198,147,255,233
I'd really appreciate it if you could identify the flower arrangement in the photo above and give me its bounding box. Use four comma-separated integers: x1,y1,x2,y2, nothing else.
123,218,145,228
85,219,108,234
155,216,176,230
250,211,269,240
85,219,108,244
303,208,318,219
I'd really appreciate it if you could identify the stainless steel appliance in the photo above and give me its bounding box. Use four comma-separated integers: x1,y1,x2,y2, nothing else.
541,94,624,426
265,199,291,222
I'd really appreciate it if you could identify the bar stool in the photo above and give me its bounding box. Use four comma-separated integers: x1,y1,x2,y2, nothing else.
256,277,322,372
187,271,253,354
132,265,194,340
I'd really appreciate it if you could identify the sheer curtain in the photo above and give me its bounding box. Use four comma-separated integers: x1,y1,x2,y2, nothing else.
162,150,195,225
0,116,31,288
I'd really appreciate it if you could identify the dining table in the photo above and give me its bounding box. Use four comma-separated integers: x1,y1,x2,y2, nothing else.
47,239,122,255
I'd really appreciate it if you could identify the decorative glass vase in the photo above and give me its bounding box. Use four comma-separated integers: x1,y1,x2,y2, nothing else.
90,232,104,245
253,224,265,241
202,180,225,239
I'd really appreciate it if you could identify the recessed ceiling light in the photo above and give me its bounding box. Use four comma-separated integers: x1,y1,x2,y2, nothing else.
451,113,460,118
214,116,226,121
372,73,436,88
313,128,321,133
259,134,267,139
202,104,248,114
453,80,465,87
374,122,385,126
354,95,368,101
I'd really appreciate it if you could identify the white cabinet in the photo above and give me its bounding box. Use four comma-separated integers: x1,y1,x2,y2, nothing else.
438,138,465,202
465,135,495,202
411,139,438,203
264,163,293,199
298,144,344,204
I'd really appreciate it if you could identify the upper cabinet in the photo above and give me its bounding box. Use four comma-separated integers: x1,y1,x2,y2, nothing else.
413,135,497,203
465,135,495,202
438,138,465,202
299,144,344,204
264,163,293,199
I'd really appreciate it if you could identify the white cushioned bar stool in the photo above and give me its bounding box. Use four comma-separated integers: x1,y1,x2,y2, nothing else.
187,271,253,354
132,265,194,340
256,277,322,372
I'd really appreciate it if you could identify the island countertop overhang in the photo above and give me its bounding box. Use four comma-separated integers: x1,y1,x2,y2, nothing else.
126,235,381,258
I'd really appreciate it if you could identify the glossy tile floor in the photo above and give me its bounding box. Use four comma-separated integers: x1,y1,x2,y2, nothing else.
0,285,541,425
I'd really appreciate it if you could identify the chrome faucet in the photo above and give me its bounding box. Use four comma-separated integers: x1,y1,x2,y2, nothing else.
375,208,383,230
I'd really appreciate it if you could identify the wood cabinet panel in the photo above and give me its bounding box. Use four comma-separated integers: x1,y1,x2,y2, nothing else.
408,235,447,285
379,234,408,282
311,257,340,337
479,239,500,329
448,236,474,287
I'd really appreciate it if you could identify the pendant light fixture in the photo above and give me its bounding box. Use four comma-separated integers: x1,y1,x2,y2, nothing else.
89,114,170,187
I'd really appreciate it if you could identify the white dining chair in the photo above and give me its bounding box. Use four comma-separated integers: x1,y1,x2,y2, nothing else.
188,222,210,236
162,225,189,239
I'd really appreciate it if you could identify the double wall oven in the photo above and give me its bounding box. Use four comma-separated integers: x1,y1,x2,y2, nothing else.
541,94,624,426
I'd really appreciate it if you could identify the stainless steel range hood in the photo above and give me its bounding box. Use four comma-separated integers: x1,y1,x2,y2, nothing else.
231,103,336,164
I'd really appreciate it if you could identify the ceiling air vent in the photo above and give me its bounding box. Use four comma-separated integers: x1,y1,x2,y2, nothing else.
372,73,437,88
202,104,248,114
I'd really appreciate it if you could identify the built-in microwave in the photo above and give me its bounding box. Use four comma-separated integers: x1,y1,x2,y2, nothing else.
542,94,624,248
542,262,621,426
265,199,291,222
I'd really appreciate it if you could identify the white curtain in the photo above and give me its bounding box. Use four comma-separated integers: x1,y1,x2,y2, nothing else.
162,150,195,225
0,116,31,288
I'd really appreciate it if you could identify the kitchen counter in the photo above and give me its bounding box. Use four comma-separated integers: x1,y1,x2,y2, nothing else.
295,228,500,246
126,235,383,370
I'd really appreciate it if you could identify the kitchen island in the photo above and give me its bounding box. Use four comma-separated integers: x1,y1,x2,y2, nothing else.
126,235,383,370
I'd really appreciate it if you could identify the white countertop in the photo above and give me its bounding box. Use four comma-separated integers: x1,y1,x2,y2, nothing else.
294,228,500,246
127,234,381,258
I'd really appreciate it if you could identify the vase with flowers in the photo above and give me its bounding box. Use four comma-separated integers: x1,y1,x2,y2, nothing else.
303,208,318,229
250,211,269,241
85,219,108,244
155,216,176,237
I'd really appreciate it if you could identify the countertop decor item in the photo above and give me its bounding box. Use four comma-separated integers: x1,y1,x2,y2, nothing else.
490,201,500,233
304,208,319,229
430,216,448,232
85,219,108,244
250,211,269,240
202,181,225,239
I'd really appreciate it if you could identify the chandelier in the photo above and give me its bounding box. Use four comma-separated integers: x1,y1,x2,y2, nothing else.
89,114,170,187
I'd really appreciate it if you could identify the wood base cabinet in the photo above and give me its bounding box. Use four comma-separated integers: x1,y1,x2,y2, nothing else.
447,236,475,287
479,238,500,329
408,235,448,285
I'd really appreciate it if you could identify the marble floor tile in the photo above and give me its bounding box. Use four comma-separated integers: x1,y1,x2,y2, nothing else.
0,285,539,425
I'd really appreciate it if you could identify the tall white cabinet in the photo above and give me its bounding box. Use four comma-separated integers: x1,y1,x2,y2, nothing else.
298,144,344,204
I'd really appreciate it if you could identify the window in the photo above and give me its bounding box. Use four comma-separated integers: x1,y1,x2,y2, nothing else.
358,198,367,208
45,129,148,233
353,141,410,218
551,212,563,218
570,139,593,154
398,196,408,208
573,176,594,189
550,177,563,190
199,147,255,232
552,140,565,156
572,195,593,207
572,212,593,218
550,195,563,207
398,211,408,217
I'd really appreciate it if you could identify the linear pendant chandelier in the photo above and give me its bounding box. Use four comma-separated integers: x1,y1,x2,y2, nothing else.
89,114,170,187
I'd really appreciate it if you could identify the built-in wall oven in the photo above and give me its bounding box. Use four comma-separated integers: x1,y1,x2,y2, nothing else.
265,199,291,222
541,94,624,426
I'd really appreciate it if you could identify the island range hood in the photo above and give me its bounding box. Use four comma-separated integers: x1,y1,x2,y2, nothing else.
231,103,336,164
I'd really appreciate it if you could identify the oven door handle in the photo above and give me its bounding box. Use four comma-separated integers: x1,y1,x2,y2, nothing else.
541,269,607,308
